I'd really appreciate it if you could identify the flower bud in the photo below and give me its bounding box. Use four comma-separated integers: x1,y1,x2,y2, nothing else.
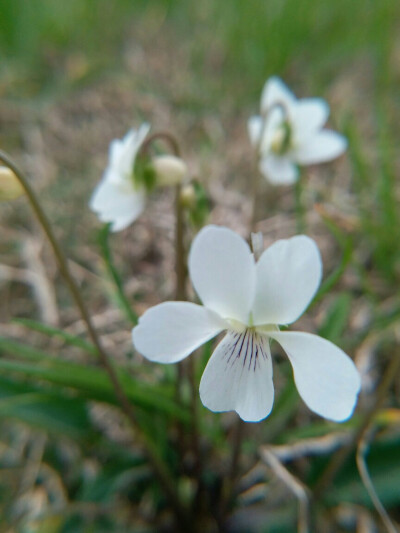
179,183,196,208
152,155,187,187
0,166,24,201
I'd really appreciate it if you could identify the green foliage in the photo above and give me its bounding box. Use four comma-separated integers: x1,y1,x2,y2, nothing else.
0,337,190,423
318,292,352,345
98,224,138,325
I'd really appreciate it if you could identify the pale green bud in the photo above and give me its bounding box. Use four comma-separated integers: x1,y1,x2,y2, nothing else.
152,155,187,187
0,166,24,201
179,183,196,208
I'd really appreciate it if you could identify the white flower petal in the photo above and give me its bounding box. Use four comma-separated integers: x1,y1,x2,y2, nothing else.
269,331,361,422
132,302,227,364
111,123,150,177
188,226,256,324
248,115,263,146
295,130,347,165
89,179,145,232
261,76,296,114
259,155,298,185
252,235,322,326
259,106,285,154
291,98,330,140
200,330,274,422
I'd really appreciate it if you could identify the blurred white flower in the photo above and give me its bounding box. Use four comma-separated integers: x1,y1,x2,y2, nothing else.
132,225,360,423
89,124,150,232
248,77,347,185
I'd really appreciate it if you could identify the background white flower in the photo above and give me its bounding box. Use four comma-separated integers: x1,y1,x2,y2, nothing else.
248,76,347,185
89,123,150,232
132,225,361,423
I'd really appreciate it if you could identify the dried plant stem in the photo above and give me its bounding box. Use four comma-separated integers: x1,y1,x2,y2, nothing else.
260,447,310,533
313,348,400,498
356,432,399,533
0,151,189,528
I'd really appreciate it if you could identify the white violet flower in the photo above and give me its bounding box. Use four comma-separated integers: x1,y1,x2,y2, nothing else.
132,225,361,423
90,124,150,232
248,76,347,185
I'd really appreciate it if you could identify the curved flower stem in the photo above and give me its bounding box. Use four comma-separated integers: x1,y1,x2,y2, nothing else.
313,347,400,498
141,131,181,159
0,150,189,528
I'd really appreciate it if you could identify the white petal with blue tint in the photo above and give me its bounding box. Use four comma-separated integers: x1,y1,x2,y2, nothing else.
269,331,361,422
295,130,347,165
89,180,146,232
248,116,263,146
259,155,298,185
132,302,227,364
261,77,296,113
188,226,256,324
110,123,150,177
253,235,322,326
291,98,329,141
199,330,274,422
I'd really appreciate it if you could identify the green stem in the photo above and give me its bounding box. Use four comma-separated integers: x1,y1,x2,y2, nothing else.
174,181,204,512
222,418,246,515
0,150,189,528
175,184,186,300
251,167,260,233
98,223,138,325
294,176,306,234
313,348,400,498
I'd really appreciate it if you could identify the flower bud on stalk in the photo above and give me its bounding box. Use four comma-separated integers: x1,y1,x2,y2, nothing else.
152,155,188,187
0,166,24,201
179,183,197,208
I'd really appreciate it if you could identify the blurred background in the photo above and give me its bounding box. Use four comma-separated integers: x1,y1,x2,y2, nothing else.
1,1,400,532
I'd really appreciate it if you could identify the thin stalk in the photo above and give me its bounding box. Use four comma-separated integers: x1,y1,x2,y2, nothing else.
174,181,204,508
222,418,246,515
141,131,181,159
313,348,400,498
294,176,306,234
175,184,186,300
0,151,189,527
356,433,399,533
250,167,260,233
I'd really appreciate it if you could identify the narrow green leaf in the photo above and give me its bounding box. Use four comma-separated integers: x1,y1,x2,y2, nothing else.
98,223,138,325
13,317,97,355
312,216,353,304
0,376,93,438
0,338,190,423
318,292,352,344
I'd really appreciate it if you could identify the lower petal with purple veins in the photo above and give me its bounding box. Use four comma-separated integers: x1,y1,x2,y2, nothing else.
199,329,274,422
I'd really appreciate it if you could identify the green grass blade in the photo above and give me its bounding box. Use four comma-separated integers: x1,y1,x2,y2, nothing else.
98,223,138,325
0,338,189,423
13,317,97,355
